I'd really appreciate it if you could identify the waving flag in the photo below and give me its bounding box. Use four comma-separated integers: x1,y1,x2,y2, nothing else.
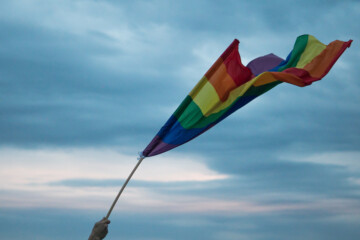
142,35,352,157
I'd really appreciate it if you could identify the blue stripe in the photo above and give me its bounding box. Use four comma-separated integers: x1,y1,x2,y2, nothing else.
268,51,292,72
157,96,258,145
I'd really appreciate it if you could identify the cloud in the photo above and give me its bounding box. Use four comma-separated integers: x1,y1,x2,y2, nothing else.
0,147,230,210
1,147,359,218
284,151,360,171
1,0,358,154
0,0,359,239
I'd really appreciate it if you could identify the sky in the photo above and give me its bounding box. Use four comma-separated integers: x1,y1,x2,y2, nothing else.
0,0,359,239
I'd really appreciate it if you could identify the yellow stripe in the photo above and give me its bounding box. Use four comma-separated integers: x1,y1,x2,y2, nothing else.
190,73,276,116
254,36,326,87
296,35,326,68
253,75,278,87
191,79,220,115
189,76,208,98
206,77,256,115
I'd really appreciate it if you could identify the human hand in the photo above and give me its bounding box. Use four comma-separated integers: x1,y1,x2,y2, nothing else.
88,217,111,240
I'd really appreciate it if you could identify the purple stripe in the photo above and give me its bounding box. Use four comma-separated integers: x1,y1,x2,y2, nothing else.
246,53,284,75
142,135,179,157
143,54,285,157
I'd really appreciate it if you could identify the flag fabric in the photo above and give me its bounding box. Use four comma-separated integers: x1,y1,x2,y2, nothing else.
142,35,352,157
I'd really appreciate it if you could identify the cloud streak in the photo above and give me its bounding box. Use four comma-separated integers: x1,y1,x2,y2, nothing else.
0,0,359,239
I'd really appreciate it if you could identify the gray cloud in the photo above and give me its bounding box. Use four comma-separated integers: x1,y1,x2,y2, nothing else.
1,208,360,240
1,0,358,151
1,0,359,239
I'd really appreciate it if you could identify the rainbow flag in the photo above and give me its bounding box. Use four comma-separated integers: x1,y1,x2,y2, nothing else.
142,35,352,157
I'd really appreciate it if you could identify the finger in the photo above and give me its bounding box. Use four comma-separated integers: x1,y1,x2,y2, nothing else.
103,219,110,224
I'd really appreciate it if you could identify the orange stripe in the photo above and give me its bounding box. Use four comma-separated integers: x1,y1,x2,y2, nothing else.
303,40,345,78
270,72,307,87
207,62,238,101
204,58,223,80
253,76,278,87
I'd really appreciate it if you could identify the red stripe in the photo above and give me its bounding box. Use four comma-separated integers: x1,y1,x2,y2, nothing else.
223,46,252,86
204,39,253,101
272,39,353,87
220,39,239,59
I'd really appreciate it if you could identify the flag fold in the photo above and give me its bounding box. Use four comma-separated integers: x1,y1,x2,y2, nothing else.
142,35,352,157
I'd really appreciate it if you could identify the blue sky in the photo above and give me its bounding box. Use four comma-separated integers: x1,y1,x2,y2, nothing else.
0,0,359,239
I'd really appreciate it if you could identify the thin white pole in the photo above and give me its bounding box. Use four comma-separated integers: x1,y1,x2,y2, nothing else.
105,156,145,219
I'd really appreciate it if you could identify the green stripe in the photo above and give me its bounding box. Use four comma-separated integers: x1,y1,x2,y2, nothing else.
175,81,282,129
242,80,282,97
278,35,309,71
173,36,308,129
173,95,193,118
177,100,226,129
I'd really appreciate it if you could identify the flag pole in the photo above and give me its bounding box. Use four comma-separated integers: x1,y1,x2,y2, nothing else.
105,156,145,219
